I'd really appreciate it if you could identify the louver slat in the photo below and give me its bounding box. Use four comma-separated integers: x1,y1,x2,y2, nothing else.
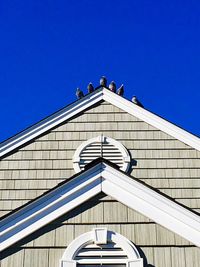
75,242,128,265
73,136,130,173
79,143,123,171
78,250,127,257
77,259,127,264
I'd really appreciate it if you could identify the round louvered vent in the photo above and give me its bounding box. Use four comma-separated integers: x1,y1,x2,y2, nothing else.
60,228,143,266
73,136,131,173
75,242,127,266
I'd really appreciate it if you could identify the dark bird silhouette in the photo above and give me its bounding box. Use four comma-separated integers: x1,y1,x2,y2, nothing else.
100,76,107,87
87,82,94,93
76,88,84,99
132,96,144,108
109,81,116,93
117,84,124,96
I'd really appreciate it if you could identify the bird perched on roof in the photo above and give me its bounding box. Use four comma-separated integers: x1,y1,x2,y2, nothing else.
100,76,107,87
87,82,94,93
76,88,84,99
132,96,144,108
117,84,124,96
109,81,116,93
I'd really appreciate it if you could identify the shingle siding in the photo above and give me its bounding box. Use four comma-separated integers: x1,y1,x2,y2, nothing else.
1,102,200,214
1,195,200,267
1,101,200,266
2,247,200,267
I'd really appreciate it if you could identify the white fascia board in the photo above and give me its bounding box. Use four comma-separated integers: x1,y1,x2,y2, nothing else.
102,88,200,151
1,161,200,251
0,88,199,158
0,89,104,157
0,165,102,252
101,164,200,247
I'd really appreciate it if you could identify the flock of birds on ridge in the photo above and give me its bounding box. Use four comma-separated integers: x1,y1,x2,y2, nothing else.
76,76,144,108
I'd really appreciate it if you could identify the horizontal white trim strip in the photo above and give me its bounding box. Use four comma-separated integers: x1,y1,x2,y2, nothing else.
84,243,120,249
77,258,127,264
1,161,200,251
77,250,126,256
0,88,200,158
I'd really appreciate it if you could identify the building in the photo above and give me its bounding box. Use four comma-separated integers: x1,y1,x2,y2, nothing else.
0,85,200,267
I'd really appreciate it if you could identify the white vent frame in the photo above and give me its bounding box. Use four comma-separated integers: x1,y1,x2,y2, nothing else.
60,228,143,267
73,135,131,173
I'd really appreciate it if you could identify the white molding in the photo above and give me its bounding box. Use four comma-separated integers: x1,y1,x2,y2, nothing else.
1,161,200,251
0,166,102,251
60,229,142,266
0,89,104,157
60,260,76,267
102,88,200,150
128,260,144,267
0,87,200,158
101,165,200,246
73,135,131,173
93,227,107,244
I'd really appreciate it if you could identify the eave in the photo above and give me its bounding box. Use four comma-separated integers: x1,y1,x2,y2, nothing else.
0,87,200,158
1,158,200,251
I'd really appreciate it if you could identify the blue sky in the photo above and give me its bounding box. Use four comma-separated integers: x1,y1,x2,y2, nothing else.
0,0,200,142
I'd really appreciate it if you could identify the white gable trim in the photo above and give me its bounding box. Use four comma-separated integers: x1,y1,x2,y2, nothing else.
102,89,200,150
0,89,104,157
0,88,200,158
1,161,200,251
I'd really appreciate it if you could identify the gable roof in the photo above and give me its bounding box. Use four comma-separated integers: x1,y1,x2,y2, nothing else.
1,158,200,251
0,87,200,158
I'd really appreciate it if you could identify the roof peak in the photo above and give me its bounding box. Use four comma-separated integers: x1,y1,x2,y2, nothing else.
0,87,200,159
1,158,200,251
77,77,125,99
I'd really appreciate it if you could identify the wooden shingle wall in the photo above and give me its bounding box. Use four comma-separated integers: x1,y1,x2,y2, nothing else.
1,101,200,266
1,195,200,267
0,101,200,216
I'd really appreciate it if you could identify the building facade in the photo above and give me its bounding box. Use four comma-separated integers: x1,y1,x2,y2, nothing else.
1,87,200,267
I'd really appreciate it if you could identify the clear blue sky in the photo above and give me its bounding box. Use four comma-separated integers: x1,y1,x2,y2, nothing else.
0,0,200,142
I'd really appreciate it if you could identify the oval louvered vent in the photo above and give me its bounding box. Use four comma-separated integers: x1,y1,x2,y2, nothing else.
73,136,131,173
75,242,127,266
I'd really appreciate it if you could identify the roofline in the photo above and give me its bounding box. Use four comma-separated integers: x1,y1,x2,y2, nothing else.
102,89,200,150
1,157,199,221
1,158,200,251
0,88,104,158
0,158,119,222
0,87,200,159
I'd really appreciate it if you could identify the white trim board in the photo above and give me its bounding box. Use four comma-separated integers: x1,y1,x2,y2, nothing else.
0,87,200,158
60,229,143,266
1,159,200,251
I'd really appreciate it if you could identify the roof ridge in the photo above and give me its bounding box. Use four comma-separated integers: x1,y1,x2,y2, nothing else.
1,159,200,251
0,87,199,159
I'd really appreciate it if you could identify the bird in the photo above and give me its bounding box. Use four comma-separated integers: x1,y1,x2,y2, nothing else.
132,96,144,108
117,84,124,96
109,81,116,93
100,76,107,87
76,88,84,99
87,82,94,93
